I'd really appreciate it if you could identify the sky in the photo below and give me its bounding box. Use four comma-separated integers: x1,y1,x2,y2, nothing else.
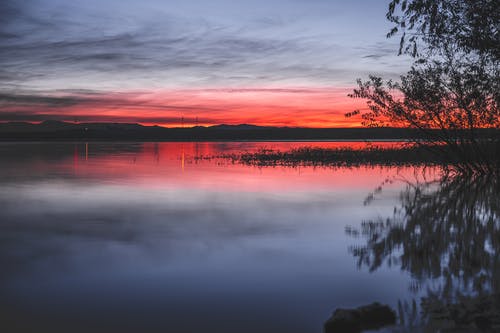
0,0,411,127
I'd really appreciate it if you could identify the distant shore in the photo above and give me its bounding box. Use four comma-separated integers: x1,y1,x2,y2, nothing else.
0,121,498,142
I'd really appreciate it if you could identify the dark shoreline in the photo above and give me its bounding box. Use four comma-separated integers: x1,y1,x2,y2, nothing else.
1,121,498,142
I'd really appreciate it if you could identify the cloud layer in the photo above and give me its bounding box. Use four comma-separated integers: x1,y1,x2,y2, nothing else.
0,0,411,126
0,88,368,127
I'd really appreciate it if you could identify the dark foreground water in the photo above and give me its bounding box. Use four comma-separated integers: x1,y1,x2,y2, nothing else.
0,142,497,333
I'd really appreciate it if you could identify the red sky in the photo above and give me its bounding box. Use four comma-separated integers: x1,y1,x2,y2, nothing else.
1,1,410,128
4,87,368,128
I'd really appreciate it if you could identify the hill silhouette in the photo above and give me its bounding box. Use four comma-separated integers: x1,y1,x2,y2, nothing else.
0,121,497,141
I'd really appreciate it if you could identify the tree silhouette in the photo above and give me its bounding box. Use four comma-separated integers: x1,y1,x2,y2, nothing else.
348,0,499,173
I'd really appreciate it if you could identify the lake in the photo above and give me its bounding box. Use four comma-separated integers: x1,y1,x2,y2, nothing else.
0,142,497,332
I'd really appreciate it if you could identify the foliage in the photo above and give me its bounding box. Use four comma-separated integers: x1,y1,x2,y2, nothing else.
386,0,499,59
349,0,500,173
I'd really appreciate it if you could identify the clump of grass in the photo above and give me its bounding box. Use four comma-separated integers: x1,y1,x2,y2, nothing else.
202,141,499,174
217,145,447,168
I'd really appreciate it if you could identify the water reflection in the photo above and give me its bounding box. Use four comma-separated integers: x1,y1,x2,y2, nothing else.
6,142,493,332
0,142,414,333
349,172,500,330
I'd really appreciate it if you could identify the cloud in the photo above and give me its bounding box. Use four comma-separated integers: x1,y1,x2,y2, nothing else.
0,90,221,111
0,87,367,127
0,1,315,90
0,110,213,124
0,92,85,106
0,0,411,92
0,0,409,126
0,26,313,89
0,1,23,28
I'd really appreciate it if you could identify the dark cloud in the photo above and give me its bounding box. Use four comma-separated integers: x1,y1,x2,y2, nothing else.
0,23,310,88
362,54,384,60
0,111,208,123
0,92,85,106
0,0,399,91
0,87,254,124
0,0,310,88
0,111,82,122
0,0,57,41
358,41,398,61
0,1,23,26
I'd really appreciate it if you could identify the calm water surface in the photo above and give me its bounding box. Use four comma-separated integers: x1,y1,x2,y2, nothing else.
0,142,484,332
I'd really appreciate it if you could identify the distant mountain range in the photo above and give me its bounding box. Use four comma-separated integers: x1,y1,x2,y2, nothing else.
0,121,497,141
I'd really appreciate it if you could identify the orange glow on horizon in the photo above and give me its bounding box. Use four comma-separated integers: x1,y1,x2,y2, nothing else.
4,87,369,128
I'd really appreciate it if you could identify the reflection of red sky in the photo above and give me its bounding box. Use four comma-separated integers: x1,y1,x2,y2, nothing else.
55,142,424,192
11,88,368,128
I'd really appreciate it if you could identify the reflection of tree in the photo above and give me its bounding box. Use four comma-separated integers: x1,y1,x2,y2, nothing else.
348,172,500,330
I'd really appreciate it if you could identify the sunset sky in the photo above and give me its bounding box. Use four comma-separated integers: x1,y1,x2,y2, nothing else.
0,0,411,127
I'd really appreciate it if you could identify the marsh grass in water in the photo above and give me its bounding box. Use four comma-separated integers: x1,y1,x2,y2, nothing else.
212,143,499,173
